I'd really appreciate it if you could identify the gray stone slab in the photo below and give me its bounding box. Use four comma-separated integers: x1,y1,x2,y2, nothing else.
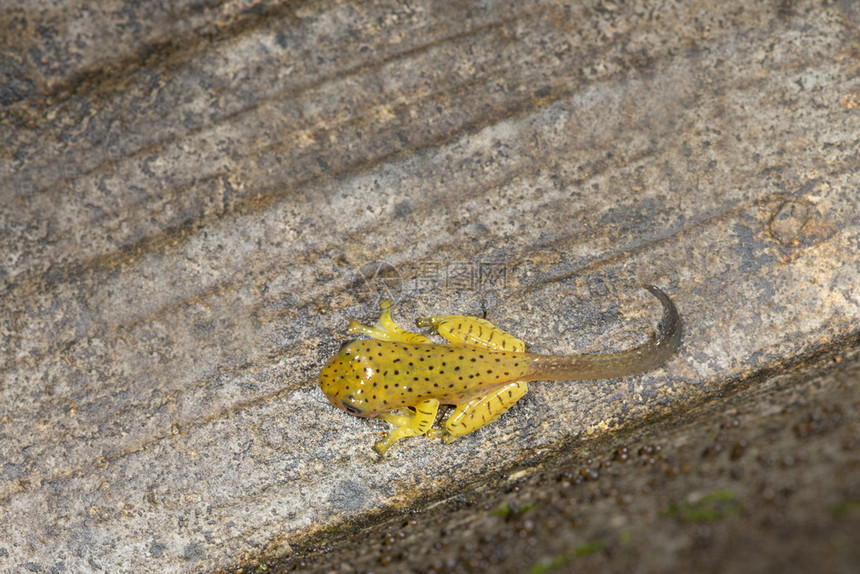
1,0,858,572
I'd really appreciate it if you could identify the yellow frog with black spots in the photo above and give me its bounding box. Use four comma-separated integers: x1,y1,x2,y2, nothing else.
319,286,681,454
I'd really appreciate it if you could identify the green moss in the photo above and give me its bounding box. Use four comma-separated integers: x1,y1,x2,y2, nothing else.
664,489,742,522
493,502,512,517
529,554,569,574
528,540,605,573
575,540,606,556
519,500,540,513
830,499,860,518
493,500,539,517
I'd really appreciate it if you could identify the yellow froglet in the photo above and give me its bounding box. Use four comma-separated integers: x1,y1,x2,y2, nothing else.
319,285,681,454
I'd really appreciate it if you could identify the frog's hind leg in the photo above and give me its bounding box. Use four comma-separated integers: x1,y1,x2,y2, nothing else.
415,314,526,352
429,382,529,443
418,310,529,443
374,398,440,454
349,299,433,344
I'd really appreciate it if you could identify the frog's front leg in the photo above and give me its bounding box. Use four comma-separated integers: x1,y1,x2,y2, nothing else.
349,299,432,344
429,381,529,443
374,398,440,454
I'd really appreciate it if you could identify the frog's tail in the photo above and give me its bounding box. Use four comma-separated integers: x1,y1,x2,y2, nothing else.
525,285,682,381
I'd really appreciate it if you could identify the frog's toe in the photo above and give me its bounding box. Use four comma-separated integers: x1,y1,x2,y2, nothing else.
374,439,392,455
428,427,458,444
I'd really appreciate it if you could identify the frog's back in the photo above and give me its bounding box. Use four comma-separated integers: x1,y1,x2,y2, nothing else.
319,340,532,414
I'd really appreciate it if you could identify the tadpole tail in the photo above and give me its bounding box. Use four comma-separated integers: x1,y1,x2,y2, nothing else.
524,285,682,381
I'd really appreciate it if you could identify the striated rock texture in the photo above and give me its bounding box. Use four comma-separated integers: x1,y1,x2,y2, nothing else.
1,0,858,572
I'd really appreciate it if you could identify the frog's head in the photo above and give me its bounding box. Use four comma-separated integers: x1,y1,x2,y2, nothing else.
319,340,382,417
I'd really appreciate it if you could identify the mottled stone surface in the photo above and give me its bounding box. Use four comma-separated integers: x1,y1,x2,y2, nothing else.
1,1,858,572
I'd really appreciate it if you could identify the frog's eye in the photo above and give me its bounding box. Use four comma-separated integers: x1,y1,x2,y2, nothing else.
341,396,364,415
343,403,362,415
